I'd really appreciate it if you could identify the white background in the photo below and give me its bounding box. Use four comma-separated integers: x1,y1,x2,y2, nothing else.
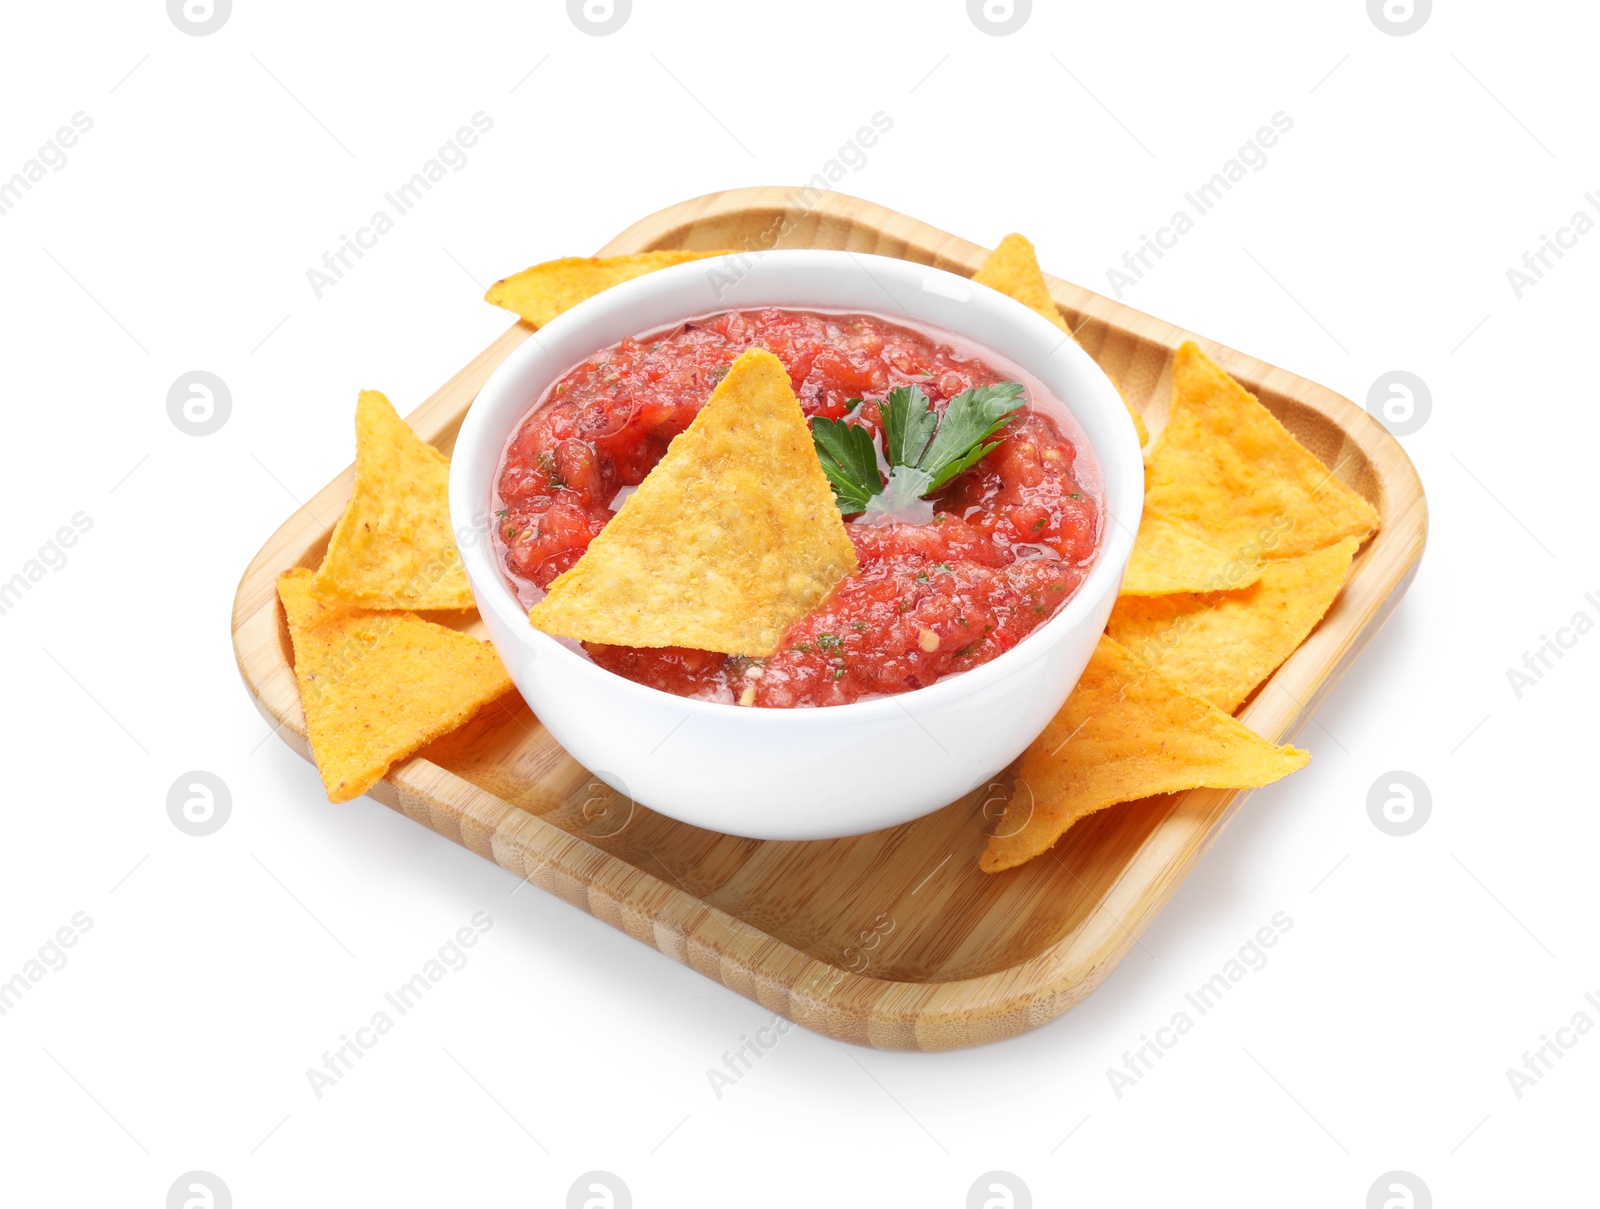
2,1,1595,1205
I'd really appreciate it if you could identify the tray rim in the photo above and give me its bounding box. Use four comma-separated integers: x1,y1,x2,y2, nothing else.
231,187,1428,1051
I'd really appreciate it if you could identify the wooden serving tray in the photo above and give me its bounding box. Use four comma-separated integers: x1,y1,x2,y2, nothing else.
232,188,1426,1050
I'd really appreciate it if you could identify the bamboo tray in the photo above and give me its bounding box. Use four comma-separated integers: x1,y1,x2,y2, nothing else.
232,188,1426,1051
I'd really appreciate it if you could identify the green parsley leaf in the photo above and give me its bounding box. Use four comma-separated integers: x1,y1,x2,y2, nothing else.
919,382,1026,490
810,380,1025,516
810,417,881,513
880,385,938,469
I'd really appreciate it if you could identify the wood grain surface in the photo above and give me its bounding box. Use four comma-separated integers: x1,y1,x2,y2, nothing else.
231,188,1428,1050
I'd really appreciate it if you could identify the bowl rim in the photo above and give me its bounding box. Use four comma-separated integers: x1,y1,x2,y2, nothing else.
450,249,1143,726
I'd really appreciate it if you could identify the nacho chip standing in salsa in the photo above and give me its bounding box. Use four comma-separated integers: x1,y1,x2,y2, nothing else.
527,347,859,658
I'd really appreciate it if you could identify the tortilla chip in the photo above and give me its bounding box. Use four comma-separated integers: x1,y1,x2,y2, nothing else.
528,348,857,656
313,390,473,611
1120,514,1262,597
974,233,1070,333
485,250,734,328
278,569,512,803
980,635,1309,872
1141,342,1378,559
974,233,1148,447
1109,537,1359,713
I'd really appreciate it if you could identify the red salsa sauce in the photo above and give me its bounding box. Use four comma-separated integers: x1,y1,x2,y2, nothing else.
493,309,1101,707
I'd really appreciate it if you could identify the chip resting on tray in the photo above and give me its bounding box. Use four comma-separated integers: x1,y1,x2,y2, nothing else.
527,347,859,657
485,250,733,328
1120,513,1263,598
974,233,1071,333
980,635,1309,873
973,232,1148,447
1109,536,1360,713
313,390,473,611
278,569,512,803
1137,342,1377,563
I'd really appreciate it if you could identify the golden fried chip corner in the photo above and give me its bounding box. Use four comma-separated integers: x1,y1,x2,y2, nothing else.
485,250,735,328
1121,514,1263,597
1142,342,1378,559
312,390,474,611
974,233,1148,447
1110,536,1360,713
974,233,1069,333
980,636,1308,872
278,568,512,803
528,347,857,656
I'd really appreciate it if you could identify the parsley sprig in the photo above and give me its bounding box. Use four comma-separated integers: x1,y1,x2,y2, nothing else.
811,382,1025,517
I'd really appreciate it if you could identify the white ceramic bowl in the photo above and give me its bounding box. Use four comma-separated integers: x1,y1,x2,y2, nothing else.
450,251,1142,840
